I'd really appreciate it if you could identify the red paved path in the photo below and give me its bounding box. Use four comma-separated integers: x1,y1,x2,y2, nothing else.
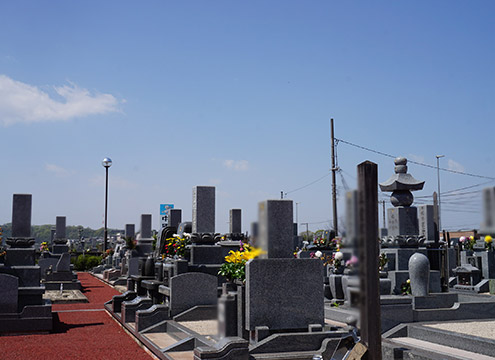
0,272,153,360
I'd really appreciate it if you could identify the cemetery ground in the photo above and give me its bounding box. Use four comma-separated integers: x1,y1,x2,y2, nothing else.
0,272,155,360
6,169,495,359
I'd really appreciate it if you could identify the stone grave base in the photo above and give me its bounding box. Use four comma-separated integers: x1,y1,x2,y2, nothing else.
43,279,82,291
0,302,53,334
43,289,88,303
104,293,349,360
383,320,495,359
326,292,495,333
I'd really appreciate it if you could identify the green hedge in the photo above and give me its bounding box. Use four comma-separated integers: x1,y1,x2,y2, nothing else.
73,255,102,271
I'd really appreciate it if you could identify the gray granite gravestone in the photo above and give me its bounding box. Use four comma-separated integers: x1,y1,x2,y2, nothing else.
344,190,359,247
229,209,242,234
250,222,259,245
137,214,153,256
0,274,18,313
140,214,152,239
125,224,135,238
53,216,69,254
11,194,32,239
192,186,215,233
480,187,495,235
418,205,436,241
258,200,293,258
55,216,66,241
169,272,218,316
169,209,182,230
245,258,324,331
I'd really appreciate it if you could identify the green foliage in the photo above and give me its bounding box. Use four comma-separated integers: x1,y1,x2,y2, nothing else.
152,233,157,251
379,252,388,271
218,262,246,282
125,236,136,250
0,223,124,245
400,280,411,295
300,230,314,243
73,255,103,271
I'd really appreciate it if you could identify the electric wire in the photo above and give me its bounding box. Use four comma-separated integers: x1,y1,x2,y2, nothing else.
336,138,495,180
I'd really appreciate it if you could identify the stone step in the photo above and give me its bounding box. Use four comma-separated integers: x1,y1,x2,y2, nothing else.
387,337,495,360
143,332,179,349
250,350,320,359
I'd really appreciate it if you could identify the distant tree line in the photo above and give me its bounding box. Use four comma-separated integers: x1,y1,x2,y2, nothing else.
0,223,124,245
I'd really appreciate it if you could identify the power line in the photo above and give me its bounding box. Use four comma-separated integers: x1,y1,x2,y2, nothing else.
416,190,482,199
285,172,331,195
442,181,495,194
336,138,495,180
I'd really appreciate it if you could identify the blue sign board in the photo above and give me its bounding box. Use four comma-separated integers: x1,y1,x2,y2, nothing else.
160,204,174,227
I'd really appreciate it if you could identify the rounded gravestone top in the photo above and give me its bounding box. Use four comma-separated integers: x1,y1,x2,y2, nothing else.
395,157,407,165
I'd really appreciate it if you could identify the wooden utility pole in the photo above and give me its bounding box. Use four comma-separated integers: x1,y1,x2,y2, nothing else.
379,200,386,228
331,118,338,236
357,161,381,359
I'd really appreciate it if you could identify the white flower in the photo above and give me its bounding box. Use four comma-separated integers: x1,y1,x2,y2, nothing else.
334,251,344,260
315,250,322,258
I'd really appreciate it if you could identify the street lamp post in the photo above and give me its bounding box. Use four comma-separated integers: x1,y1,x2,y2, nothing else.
295,202,301,235
102,157,112,252
436,155,445,234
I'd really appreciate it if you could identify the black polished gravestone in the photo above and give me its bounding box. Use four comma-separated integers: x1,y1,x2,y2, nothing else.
0,194,53,333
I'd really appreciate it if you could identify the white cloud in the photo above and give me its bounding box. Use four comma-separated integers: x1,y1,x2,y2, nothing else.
0,74,122,126
45,163,72,177
448,159,465,173
223,159,249,171
89,175,137,189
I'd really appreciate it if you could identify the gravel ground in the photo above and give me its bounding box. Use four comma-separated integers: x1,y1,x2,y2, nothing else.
0,272,154,360
179,320,218,336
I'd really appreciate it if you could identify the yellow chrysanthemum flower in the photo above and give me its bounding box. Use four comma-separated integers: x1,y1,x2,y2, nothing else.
485,235,493,244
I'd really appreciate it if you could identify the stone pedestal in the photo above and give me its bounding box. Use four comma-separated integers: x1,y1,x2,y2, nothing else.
52,244,69,255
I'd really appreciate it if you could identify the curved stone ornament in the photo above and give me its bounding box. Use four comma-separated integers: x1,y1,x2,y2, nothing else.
6,237,36,248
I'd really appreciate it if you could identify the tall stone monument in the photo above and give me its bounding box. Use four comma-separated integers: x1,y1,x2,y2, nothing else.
0,194,53,333
257,200,293,258
125,224,135,238
192,186,215,234
137,214,153,256
52,216,69,254
229,209,242,234
480,186,495,236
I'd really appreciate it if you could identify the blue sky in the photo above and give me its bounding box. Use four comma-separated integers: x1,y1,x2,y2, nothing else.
0,1,494,234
